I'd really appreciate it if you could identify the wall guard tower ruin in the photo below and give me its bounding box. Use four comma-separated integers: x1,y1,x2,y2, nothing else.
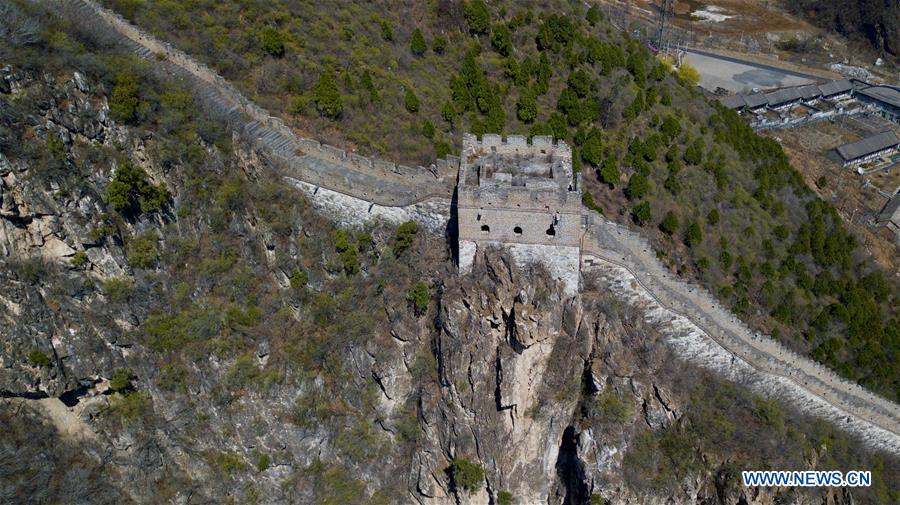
456,133,582,294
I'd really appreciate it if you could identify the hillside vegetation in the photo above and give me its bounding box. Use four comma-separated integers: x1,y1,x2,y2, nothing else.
1,2,899,503
102,0,900,401
782,0,900,59
2,3,447,500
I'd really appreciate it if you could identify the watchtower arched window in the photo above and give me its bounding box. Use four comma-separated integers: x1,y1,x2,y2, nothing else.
546,224,556,236
513,226,523,235
481,225,490,233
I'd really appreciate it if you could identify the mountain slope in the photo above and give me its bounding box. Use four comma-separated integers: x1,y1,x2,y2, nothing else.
782,0,900,58
98,0,900,401
1,1,899,504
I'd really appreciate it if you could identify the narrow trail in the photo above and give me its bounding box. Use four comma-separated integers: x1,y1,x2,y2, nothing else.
41,0,900,454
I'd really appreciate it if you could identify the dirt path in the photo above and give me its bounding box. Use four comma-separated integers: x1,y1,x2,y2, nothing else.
36,397,98,440
4,397,98,440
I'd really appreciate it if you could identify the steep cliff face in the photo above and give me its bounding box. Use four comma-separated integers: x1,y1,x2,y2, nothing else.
1,65,133,399
0,48,888,505
411,250,857,505
417,250,588,503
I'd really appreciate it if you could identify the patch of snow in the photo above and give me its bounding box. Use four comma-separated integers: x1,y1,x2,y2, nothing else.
691,6,734,23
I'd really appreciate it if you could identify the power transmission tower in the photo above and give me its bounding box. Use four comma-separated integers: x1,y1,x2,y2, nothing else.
655,0,675,53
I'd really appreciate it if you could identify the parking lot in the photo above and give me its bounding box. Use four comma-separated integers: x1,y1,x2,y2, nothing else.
684,49,818,93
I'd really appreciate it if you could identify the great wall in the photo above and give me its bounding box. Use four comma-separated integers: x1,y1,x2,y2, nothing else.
582,218,900,453
54,0,460,207
38,0,900,454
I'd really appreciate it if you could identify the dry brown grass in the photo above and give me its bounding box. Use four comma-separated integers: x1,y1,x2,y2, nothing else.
601,0,808,35
769,123,900,273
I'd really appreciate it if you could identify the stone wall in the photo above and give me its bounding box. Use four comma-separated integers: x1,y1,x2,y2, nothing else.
462,133,572,160
284,178,450,234
457,203,581,248
47,0,458,207
581,211,900,452
459,133,572,186
456,133,581,290
41,0,900,450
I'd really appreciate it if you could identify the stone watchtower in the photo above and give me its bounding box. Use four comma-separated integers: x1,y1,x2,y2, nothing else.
456,133,582,294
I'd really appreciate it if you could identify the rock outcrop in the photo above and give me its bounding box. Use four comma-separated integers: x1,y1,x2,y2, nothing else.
0,42,884,505
417,248,589,503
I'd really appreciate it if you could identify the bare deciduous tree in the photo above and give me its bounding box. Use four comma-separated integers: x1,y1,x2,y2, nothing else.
0,4,41,48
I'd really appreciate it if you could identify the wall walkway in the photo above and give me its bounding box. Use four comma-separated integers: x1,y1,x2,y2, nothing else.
48,0,457,207
581,214,900,452
42,0,900,453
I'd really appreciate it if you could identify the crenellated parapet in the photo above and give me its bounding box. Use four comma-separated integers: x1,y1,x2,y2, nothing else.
456,133,582,294
463,133,572,159
293,137,459,182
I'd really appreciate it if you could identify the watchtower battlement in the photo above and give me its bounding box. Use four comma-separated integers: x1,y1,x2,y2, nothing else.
456,133,582,294
459,134,574,188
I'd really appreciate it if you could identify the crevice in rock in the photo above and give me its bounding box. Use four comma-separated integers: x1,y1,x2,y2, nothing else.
504,305,525,354
58,377,103,407
555,425,590,505
0,389,50,400
582,358,600,396
494,346,503,412
0,212,34,228
372,369,392,401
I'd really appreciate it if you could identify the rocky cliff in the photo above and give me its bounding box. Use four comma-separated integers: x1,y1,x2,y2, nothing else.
1,21,896,505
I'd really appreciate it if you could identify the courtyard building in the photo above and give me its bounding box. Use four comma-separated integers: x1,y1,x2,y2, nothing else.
835,130,900,168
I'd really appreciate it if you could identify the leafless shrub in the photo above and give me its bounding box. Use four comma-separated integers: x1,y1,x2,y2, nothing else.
0,3,42,48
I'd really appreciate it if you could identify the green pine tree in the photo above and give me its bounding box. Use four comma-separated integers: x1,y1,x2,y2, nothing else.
313,69,343,119
410,28,427,56
516,93,538,122
464,0,491,35
405,88,420,113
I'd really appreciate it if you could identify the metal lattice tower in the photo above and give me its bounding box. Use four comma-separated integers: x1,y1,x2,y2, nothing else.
655,0,675,53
